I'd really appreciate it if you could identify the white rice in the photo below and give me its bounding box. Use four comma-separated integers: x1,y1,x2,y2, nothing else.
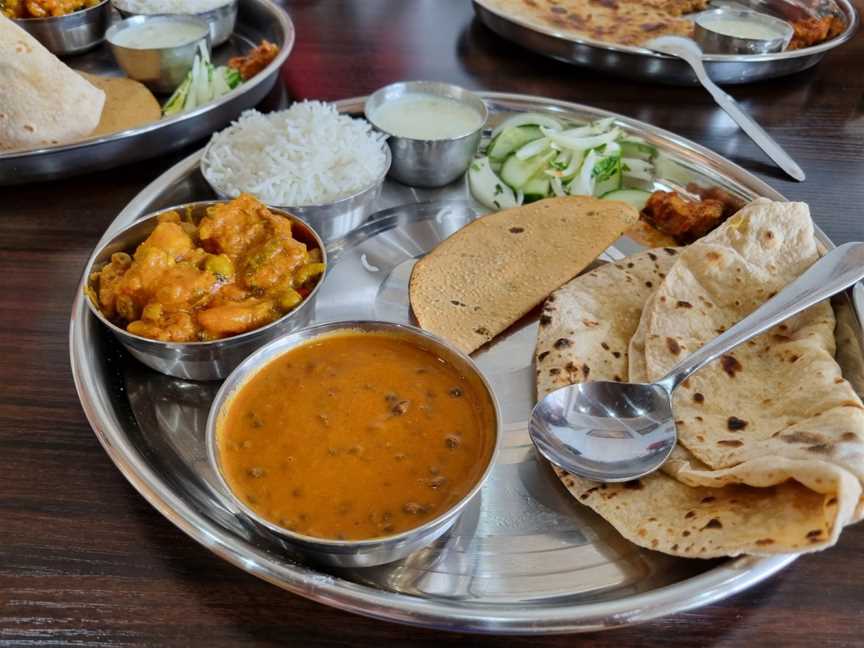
202,102,389,206
112,0,231,14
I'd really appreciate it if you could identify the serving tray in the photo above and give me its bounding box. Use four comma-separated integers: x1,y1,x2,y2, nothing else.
0,0,293,185
70,93,864,634
472,0,859,85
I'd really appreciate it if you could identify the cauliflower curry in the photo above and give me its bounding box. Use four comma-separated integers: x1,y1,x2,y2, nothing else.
91,194,324,342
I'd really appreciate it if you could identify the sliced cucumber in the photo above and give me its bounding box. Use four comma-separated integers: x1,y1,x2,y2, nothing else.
468,157,518,210
500,150,555,190
491,113,563,138
487,126,542,160
592,155,622,197
620,139,658,161
522,173,551,202
602,188,652,212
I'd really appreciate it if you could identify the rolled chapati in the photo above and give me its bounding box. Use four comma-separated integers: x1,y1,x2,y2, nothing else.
0,15,105,150
535,200,864,558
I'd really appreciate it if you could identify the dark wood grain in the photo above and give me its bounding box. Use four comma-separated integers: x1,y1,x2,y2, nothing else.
3,1,864,645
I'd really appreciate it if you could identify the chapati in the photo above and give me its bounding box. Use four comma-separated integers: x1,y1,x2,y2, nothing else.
536,200,864,557
0,15,105,150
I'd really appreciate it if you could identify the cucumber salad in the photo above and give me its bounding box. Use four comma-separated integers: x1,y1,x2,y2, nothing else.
468,112,656,212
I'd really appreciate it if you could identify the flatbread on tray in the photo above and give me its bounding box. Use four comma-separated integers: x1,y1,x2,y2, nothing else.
0,15,105,150
480,0,710,47
535,200,864,558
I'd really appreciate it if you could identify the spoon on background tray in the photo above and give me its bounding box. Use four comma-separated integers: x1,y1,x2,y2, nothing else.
646,35,806,183
529,241,864,483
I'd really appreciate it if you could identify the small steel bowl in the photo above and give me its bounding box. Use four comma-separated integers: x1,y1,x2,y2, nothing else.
82,200,327,381
365,81,488,188
201,143,392,243
106,15,210,93
694,8,794,55
205,320,502,567
13,0,111,57
113,0,238,47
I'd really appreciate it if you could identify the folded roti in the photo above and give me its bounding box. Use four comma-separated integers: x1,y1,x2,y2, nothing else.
535,201,864,558
0,16,105,150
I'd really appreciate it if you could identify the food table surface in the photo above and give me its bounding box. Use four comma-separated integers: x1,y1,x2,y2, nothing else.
3,0,864,645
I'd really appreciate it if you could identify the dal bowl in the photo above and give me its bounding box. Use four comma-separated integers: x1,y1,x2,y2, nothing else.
206,320,502,567
82,200,327,381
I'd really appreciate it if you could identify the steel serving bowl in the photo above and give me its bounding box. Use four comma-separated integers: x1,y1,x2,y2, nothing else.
201,143,392,243
106,15,210,93
365,81,488,188
13,0,111,56
82,200,327,381
114,0,238,47
694,8,794,55
205,320,503,568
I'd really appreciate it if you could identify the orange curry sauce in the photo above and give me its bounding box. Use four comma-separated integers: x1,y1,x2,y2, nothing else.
93,195,324,342
216,331,497,541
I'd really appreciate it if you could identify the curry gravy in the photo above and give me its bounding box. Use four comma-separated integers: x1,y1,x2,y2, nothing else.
217,331,496,541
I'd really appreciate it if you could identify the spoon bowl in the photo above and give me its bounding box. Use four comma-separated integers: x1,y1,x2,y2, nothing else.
529,381,675,482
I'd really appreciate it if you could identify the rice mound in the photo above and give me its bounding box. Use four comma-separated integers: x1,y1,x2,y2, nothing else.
202,102,388,207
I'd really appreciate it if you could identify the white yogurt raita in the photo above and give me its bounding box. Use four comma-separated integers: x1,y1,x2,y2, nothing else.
370,94,484,140
112,21,207,49
699,17,786,41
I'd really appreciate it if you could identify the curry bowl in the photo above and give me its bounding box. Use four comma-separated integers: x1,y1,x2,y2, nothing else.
205,320,502,567
82,199,328,381
13,0,111,56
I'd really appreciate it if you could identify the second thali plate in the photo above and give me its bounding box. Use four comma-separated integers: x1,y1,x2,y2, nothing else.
70,92,864,633
0,0,293,186
472,0,859,85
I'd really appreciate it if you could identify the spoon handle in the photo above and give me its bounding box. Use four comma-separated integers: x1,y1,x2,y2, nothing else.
688,55,806,182
659,242,864,393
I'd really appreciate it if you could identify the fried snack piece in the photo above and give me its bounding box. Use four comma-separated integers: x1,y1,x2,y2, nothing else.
788,15,846,50
641,190,726,244
228,40,280,80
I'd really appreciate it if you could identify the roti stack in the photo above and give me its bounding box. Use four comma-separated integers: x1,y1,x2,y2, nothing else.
410,196,638,354
0,16,105,150
536,199,864,557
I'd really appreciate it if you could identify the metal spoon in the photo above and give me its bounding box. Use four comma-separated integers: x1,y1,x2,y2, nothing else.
646,36,806,183
529,242,864,483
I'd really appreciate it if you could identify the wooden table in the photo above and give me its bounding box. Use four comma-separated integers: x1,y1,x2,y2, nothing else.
3,1,864,645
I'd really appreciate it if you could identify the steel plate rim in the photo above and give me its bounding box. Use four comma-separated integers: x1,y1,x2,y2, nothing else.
71,91,837,634
0,0,294,163
471,0,859,63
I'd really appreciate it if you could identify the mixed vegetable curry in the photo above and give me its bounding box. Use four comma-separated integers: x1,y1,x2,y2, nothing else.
216,331,497,541
91,194,324,342
3,0,100,18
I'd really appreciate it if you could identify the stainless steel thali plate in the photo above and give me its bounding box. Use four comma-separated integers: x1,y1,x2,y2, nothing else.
0,0,293,186
70,93,864,634
473,0,859,85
